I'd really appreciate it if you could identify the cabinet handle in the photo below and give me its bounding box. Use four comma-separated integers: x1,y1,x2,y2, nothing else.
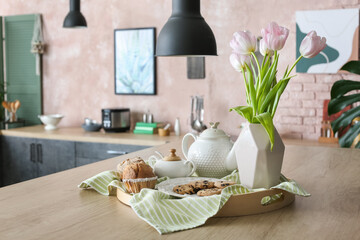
37,144,43,163
106,150,129,156
30,143,36,162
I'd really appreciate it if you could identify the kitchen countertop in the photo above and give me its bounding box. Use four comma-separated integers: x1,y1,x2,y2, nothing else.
0,140,358,239
0,125,339,148
0,125,183,146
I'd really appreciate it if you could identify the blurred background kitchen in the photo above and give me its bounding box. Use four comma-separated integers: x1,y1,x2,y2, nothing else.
0,0,359,140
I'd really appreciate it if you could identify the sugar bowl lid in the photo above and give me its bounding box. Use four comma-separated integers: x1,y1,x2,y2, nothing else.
163,149,181,161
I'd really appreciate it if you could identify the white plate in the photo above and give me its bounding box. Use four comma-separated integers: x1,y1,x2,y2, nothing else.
157,177,223,198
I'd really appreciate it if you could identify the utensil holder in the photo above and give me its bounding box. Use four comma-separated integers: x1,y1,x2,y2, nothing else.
9,112,17,122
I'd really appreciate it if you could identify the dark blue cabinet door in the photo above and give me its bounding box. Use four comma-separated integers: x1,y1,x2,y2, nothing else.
75,142,149,167
37,139,75,177
1,136,37,186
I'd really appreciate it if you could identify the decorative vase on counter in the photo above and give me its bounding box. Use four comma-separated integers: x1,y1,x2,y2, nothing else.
227,22,326,189
235,123,284,189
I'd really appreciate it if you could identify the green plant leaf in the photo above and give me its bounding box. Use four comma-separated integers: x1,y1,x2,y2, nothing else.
330,80,360,99
242,71,250,105
356,141,360,149
230,106,254,123
328,93,360,115
339,121,360,148
259,77,291,113
245,64,257,116
340,61,360,75
254,112,275,151
271,77,293,117
331,105,360,133
257,53,278,100
261,55,271,78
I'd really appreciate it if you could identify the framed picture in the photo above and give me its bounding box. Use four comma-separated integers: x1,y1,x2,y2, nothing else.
114,27,156,95
296,9,359,73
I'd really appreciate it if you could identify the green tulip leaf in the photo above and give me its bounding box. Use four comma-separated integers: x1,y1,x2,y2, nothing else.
259,77,290,113
245,64,257,116
330,80,360,99
338,121,360,148
230,106,254,123
328,93,360,115
257,54,278,100
271,77,292,117
331,105,360,133
340,61,360,75
254,112,274,151
356,141,360,149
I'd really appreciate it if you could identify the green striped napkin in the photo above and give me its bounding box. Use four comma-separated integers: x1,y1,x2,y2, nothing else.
79,171,309,234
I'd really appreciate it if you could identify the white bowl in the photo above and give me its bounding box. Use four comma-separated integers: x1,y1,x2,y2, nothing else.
38,114,64,130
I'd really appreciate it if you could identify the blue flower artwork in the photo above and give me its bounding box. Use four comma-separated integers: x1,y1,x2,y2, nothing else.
114,28,156,95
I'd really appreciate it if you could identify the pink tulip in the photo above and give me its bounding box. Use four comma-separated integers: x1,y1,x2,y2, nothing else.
230,31,257,55
261,22,289,51
230,53,251,72
259,39,274,57
299,31,327,58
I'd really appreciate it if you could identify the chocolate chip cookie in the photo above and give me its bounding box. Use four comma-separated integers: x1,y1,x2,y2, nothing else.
189,180,215,191
197,188,222,196
214,181,236,189
173,184,196,195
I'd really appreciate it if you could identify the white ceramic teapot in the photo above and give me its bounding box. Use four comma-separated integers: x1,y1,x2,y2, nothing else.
182,122,237,178
150,149,196,178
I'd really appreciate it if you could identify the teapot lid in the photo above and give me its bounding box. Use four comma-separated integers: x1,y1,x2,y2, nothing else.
199,122,228,139
163,149,181,161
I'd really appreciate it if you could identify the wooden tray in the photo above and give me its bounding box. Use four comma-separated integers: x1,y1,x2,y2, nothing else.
116,188,295,217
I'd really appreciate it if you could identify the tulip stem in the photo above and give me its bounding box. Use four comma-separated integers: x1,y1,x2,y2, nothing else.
251,52,262,86
287,55,303,77
261,54,268,69
242,70,250,105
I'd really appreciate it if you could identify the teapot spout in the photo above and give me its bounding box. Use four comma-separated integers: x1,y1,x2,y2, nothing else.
225,140,238,172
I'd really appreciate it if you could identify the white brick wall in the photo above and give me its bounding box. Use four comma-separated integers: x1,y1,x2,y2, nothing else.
274,73,360,140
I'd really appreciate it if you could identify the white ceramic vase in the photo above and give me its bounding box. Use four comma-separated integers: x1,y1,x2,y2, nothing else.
234,123,285,189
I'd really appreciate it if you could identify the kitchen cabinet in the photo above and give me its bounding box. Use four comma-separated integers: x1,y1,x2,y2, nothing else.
1,136,75,186
0,136,150,187
75,142,148,167
37,138,76,177
1,136,37,185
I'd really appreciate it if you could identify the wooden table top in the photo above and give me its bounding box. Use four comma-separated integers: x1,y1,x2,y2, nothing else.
0,140,358,239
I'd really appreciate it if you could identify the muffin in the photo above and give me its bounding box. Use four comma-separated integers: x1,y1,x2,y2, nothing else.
117,157,145,180
122,162,157,193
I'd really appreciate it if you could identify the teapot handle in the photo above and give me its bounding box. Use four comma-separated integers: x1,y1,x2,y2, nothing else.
154,151,164,158
184,160,197,177
182,133,197,160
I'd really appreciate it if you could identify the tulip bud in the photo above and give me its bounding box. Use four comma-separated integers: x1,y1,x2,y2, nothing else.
261,22,289,51
230,31,257,55
230,53,251,72
259,39,274,57
299,31,327,58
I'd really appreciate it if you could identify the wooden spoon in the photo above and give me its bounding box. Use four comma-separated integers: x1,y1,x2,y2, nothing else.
2,101,9,111
10,102,15,113
14,100,21,111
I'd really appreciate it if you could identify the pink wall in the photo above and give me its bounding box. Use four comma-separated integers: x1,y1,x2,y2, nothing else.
0,0,359,139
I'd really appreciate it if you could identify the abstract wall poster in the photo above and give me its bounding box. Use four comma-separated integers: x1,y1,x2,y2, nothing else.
296,9,359,74
114,28,156,95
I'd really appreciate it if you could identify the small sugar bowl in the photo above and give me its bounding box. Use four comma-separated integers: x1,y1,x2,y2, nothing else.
150,149,196,178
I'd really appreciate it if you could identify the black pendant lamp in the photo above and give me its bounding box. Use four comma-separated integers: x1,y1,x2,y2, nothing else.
156,0,217,56
63,0,87,28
